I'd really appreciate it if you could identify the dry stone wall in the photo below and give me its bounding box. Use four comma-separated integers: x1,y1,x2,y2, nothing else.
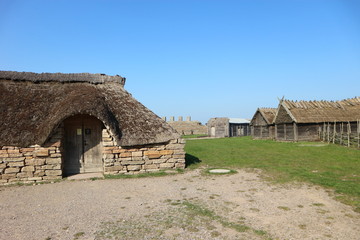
102,129,186,175
0,125,186,185
0,126,63,185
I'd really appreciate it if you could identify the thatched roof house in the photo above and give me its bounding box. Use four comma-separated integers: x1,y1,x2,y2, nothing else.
250,108,277,139
0,71,178,147
274,97,360,141
0,71,185,183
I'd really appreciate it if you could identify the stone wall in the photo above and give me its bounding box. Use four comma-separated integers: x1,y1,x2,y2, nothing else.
165,116,207,135
0,125,63,185
102,129,186,174
0,125,186,185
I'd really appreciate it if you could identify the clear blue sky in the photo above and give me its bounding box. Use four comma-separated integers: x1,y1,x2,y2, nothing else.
1,0,359,124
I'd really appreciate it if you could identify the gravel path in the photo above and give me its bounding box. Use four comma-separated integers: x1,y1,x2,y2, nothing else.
1,169,359,240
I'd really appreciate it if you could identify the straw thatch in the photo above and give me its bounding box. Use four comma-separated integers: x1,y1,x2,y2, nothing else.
250,108,277,125
275,97,360,124
0,71,179,147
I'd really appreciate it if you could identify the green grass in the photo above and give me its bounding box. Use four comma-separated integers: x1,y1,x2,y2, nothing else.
185,136,360,211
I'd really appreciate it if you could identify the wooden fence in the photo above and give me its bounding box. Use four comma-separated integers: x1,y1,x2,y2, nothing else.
318,120,360,148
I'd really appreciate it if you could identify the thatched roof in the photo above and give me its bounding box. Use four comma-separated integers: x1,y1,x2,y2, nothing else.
0,71,126,85
259,108,277,124
275,97,360,124
0,71,179,147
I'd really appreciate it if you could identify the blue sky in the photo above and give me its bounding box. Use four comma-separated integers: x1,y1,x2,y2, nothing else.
1,0,359,124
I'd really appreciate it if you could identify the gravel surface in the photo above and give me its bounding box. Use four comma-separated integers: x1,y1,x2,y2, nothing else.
1,169,359,240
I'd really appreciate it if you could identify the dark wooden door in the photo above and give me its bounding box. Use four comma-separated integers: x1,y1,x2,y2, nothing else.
63,115,103,176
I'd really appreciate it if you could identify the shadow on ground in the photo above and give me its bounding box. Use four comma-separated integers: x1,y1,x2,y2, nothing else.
185,153,201,167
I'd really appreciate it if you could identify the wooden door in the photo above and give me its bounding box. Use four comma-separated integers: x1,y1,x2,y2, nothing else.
63,115,103,176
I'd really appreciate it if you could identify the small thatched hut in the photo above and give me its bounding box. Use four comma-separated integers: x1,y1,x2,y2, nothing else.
250,108,277,139
274,97,360,142
0,71,185,184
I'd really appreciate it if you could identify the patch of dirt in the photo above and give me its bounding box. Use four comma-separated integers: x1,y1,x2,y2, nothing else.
1,169,359,240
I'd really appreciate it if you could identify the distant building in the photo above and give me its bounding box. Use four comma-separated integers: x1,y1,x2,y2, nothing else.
207,118,250,138
165,116,207,135
250,108,277,139
273,97,360,142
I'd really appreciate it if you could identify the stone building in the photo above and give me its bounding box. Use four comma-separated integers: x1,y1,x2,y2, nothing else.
0,71,185,184
207,118,250,138
166,116,207,135
250,108,277,139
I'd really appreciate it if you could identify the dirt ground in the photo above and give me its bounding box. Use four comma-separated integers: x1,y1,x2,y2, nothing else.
1,168,359,240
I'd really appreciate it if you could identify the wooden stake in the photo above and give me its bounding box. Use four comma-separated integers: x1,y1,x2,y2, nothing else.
333,121,336,144
347,121,351,147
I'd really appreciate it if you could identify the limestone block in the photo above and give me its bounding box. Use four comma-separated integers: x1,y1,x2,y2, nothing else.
4,167,20,174
0,150,7,154
35,149,49,157
160,163,175,169
5,157,26,162
144,151,160,156
127,165,141,171
104,146,118,151
8,153,24,157
159,150,174,155
34,170,45,177
131,151,143,157
7,149,20,154
104,162,114,167
0,153,9,158
167,158,179,163
51,164,61,170
103,154,115,159
112,149,124,154
17,172,34,178
166,144,184,150
50,153,61,158
173,154,186,159
34,158,46,166
120,152,132,158
45,170,62,176
8,161,25,167
1,173,17,180
175,163,186,168
22,166,35,172
28,177,43,181
152,159,167,164
143,164,159,170
122,160,144,165
46,158,61,165
105,166,123,172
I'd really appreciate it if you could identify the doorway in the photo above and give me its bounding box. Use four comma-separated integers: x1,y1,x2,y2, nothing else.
63,115,104,176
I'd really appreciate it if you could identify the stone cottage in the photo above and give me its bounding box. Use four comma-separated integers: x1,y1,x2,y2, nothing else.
0,71,185,184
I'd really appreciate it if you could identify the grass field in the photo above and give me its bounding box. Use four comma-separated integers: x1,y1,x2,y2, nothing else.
185,136,360,212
